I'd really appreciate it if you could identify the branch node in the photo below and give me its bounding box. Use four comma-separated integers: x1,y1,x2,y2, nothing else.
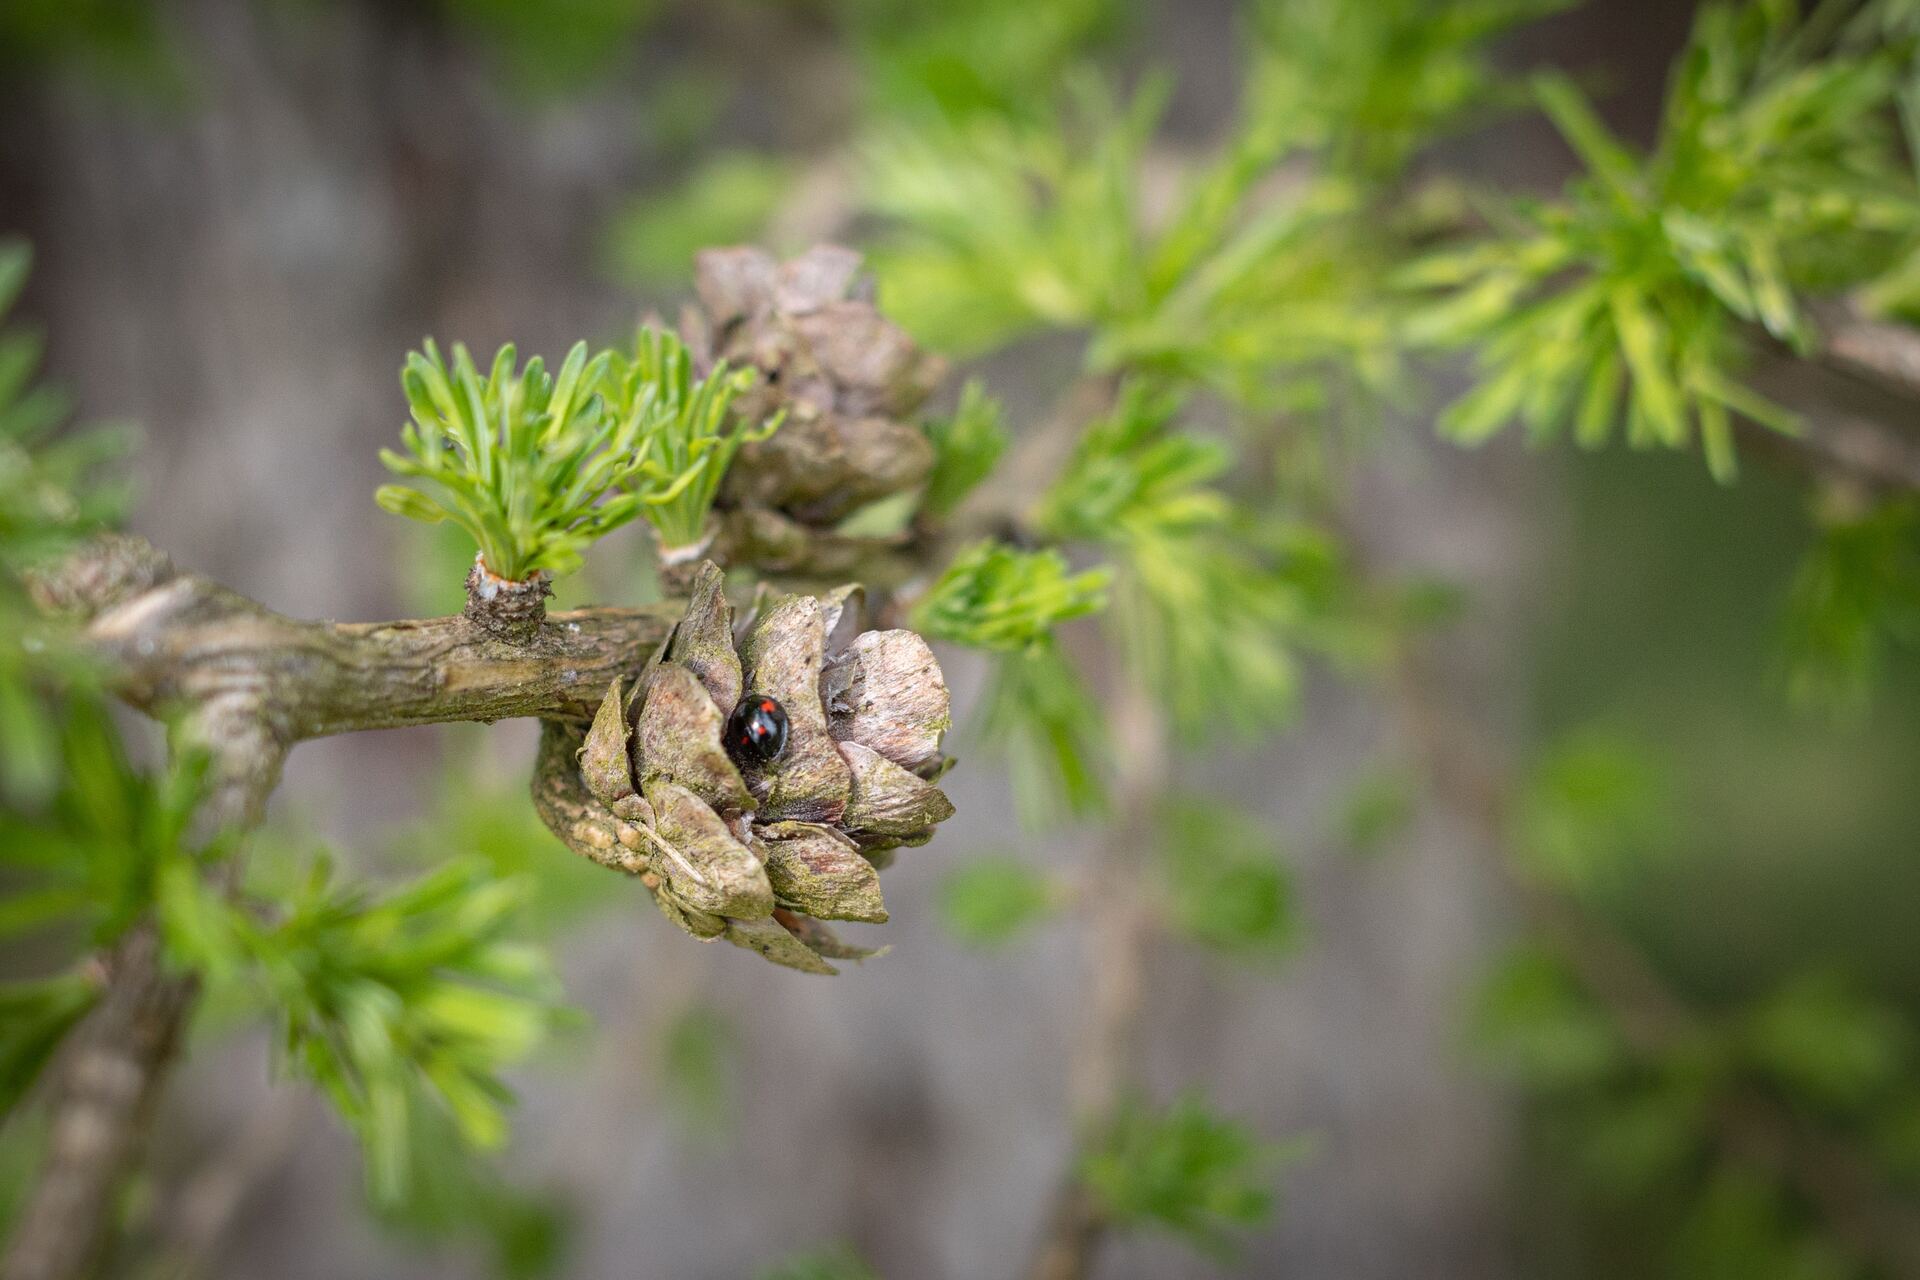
463,555,551,642
26,534,177,622
653,523,716,596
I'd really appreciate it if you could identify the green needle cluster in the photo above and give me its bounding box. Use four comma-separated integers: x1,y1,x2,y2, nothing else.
603,327,781,552
376,328,778,580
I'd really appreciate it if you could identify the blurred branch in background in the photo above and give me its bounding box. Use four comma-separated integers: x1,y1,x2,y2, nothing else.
1390,627,1920,1276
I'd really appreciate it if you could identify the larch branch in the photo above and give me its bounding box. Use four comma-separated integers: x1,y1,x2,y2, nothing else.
32,534,678,743
3,533,676,1280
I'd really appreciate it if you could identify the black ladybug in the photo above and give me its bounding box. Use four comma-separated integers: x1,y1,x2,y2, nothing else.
726,693,790,765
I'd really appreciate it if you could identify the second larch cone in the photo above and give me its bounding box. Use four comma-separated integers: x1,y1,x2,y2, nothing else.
680,244,947,574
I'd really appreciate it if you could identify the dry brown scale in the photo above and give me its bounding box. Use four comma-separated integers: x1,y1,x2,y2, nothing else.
677,244,947,577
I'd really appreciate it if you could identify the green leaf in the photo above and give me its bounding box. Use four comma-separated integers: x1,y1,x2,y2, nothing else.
937,858,1064,947
913,541,1110,653
198,855,568,1204
1534,73,1643,205
1156,801,1296,956
1080,1093,1295,1259
1743,974,1910,1113
658,1004,736,1135
375,485,449,525
920,379,1010,517
0,973,99,1118
756,1244,878,1280
1609,288,1686,448
0,886,87,939
608,329,780,550
1471,945,1622,1091
1512,728,1670,895
375,329,768,580
976,645,1110,828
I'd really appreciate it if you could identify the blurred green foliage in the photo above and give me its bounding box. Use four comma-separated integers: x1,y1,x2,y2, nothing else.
1038,383,1320,738
835,0,1129,122
0,242,129,803
912,542,1113,825
1474,945,1622,1092
439,0,662,95
163,855,567,1204
918,380,1011,519
1745,973,1913,1112
386,744,614,931
605,152,795,289
936,857,1065,948
1246,0,1571,182
976,643,1113,828
756,1242,878,1280
368,1100,575,1280
1493,439,1920,1277
1337,766,1420,857
1408,0,1920,479
912,542,1110,653
1534,448,1920,999
1477,942,1920,1278
0,975,94,1124
0,0,177,91
1513,727,1672,896
0,708,222,1119
1779,496,1920,714
0,246,128,574
1154,800,1296,956
1079,1093,1292,1259
658,1003,738,1136
2,706,223,956
863,81,1403,410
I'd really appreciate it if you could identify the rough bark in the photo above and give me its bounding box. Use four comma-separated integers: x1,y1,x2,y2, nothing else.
31,535,678,740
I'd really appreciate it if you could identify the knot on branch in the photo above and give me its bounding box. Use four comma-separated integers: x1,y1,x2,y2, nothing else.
26,533,177,622
531,561,955,973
